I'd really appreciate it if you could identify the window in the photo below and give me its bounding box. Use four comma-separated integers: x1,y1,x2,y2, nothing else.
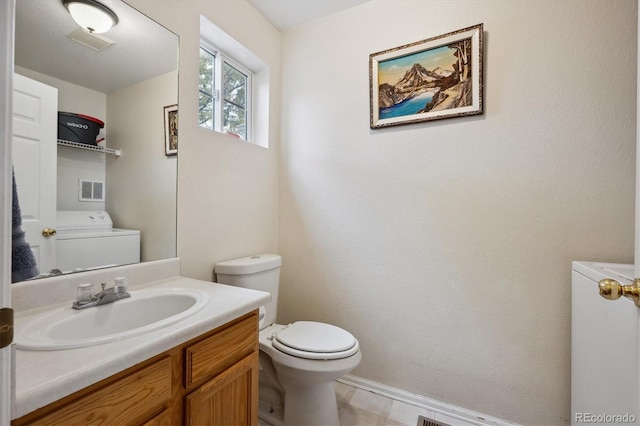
199,42,252,141
199,15,270,147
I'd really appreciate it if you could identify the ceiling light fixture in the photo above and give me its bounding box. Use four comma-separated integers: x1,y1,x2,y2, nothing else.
62,0,119,34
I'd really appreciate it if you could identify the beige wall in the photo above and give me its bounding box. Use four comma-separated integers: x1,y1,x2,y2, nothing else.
116,0,637,424
278,1,636,425
124,0,280,280
106,71,178,262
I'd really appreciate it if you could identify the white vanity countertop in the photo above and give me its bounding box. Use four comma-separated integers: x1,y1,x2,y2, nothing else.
12,276,271,419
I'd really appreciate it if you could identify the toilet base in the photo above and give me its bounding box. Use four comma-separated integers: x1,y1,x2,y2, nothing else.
282,381,340,426
257,368,285,425
257,381,340,426
258,399,285,426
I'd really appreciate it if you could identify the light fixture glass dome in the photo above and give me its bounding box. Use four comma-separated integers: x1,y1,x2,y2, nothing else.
63,0,118,34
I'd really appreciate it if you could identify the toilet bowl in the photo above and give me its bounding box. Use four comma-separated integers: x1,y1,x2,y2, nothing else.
259,322,361,425
215,254,362,426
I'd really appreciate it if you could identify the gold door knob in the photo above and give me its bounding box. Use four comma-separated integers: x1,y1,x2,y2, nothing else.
41,228,57,237
599,278,640,307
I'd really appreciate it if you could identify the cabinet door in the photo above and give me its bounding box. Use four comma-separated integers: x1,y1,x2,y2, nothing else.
185,352,258,426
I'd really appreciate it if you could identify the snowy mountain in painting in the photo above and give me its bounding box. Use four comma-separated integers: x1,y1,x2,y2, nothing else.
378,63,452,109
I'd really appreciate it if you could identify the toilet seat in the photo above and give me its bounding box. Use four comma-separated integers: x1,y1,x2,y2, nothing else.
271,321,359,360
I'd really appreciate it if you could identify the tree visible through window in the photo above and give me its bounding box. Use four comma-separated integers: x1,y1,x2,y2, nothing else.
223,63,247,139
199,47,214,130
199,44,251,141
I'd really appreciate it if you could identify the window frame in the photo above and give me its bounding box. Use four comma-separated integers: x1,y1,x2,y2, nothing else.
199,39,253,142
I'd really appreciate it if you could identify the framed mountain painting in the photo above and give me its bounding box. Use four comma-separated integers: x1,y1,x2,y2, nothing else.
369,24,483,129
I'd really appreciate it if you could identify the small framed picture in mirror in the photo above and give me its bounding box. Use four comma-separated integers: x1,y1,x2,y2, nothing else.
164,104,178,156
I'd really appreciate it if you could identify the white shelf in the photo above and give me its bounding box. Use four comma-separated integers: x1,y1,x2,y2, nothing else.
57,139,121,156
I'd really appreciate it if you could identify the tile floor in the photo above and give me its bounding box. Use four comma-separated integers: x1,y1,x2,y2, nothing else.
258,381,481,426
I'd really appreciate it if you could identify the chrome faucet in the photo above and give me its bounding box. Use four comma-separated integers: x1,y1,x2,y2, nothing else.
72,278,130,310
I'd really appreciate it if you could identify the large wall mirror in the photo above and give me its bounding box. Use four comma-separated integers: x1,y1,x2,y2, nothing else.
12,0,178,283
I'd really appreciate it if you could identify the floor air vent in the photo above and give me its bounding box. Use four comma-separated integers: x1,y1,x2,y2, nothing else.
417,415,451,426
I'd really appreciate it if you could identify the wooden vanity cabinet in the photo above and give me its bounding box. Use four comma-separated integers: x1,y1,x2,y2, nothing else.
13,310,259,426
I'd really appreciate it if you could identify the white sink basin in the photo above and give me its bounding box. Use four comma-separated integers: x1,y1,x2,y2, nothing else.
15,287,209,350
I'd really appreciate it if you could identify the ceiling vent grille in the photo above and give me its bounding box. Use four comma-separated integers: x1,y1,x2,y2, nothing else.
68,28,114,51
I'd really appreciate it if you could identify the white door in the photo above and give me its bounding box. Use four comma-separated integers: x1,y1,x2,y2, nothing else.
571,263,638,425
573,2,640,423
12,73,58,274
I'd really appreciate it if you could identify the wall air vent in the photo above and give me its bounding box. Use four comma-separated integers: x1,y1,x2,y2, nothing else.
79,180,105,202
68,28,114,51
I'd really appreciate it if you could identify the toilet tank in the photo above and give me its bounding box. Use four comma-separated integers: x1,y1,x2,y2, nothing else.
214,254,282,329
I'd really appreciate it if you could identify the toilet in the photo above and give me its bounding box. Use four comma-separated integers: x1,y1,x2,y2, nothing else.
215,254,361,426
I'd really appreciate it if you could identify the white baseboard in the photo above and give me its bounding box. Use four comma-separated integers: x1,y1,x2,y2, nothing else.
337,375,520,426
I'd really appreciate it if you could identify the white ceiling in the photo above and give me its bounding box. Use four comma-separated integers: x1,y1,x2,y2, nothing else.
248,0,370,31
15,0,178,93
13,0,366,94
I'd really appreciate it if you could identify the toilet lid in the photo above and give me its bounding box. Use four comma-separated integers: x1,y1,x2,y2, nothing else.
272,321,359,360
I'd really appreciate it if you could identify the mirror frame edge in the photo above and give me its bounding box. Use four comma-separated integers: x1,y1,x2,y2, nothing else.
1,0,15,421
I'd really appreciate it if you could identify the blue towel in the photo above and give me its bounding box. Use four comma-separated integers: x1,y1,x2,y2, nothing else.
12,169,39,282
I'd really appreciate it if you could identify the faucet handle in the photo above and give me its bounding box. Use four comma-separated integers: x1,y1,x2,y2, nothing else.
76,283,94,304
113,277,128,294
